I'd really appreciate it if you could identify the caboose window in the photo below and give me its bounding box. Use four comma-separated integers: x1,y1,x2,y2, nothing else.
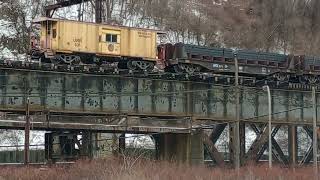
112,35,117,43
106,34,112,42
106,34,118,43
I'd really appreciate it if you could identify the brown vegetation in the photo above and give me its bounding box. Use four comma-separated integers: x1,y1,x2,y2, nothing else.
0,157,316,180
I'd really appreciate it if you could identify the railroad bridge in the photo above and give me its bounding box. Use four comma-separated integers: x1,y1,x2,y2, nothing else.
0,62,319,167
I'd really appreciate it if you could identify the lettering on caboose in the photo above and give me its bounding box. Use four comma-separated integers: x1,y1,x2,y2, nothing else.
138,31,152,38
73,38,82,47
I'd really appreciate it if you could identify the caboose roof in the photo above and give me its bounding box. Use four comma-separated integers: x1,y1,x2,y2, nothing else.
33,17,166,34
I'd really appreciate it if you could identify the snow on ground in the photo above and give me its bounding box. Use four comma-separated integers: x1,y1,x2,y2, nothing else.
0,125,312,155
0,130,45,151
126,134,155,149
0,20,16,37
0,19,26,60
0,131,155,151
0,47,26,60
0,48,15,59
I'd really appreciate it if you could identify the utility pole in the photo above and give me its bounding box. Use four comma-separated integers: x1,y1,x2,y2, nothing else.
312,86,317,175
24,97,30,165
263,85,272,168
234,52,240,169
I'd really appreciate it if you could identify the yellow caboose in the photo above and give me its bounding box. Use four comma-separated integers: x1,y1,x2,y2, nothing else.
32,17,160,71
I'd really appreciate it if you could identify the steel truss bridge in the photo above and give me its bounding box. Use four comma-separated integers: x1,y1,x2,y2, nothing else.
0,59,319,167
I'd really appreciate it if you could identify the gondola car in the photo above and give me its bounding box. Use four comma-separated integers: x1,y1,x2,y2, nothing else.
158,43,293,76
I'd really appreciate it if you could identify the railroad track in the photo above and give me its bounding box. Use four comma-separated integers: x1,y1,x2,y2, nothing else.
1,59,320,91
0,58,256,83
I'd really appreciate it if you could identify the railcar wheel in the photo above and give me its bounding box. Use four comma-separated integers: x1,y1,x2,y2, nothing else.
134,61,152,71
182,64,196,74
71,57,81,65
55,54,81,65
30,50,41,61
274,73,289,82
127,61,137,71
127,60,154,72
173,65,183,73
50,58,61,64
174,64,200,74
305,75,319,84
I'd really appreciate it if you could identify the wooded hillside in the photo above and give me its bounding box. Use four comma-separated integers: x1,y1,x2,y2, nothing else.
1,0,320,57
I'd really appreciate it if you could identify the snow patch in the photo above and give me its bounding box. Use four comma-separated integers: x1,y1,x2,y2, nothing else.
0,20,16,37
0,130,45,151
126,134,154,149
0,47,26,60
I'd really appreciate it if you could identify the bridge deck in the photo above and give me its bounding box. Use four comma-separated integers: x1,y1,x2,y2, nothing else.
0,68,319,131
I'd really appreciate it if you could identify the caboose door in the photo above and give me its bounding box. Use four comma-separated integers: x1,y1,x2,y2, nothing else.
41,21,52,49
99,29,121,56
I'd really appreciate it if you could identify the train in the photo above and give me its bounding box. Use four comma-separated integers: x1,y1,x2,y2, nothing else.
29,17,320,77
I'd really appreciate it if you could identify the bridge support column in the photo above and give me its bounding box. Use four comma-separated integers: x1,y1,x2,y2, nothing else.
81,131,99,158
157,130,203,165
240,122,246,165
190,129,204,165
94,133,116,157
229,122,247,166
229,122,238,167
288,125,298,167
119,133,126,154
44,131,102,161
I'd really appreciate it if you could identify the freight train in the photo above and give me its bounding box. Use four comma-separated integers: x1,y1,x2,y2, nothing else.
30,17,320,77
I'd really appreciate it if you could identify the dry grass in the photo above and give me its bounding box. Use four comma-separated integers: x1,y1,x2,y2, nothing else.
0,157,316,180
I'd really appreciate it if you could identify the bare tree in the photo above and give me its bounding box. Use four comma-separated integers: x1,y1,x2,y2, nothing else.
4,0,320,57
0,0,44,58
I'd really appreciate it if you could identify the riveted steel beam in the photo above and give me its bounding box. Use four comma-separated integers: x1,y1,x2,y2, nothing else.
119,133,125,154
203,133,225,166
210,124,227,144
270,138,289,166
0,113,192,133
301,126,313,165
0,68,320,127
300,145,313,165
205,124,227,165
229,122,235,165
253,125,288,165
245,124,283,164
300,126,320,165
303,126,320,149
239,122,246,165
